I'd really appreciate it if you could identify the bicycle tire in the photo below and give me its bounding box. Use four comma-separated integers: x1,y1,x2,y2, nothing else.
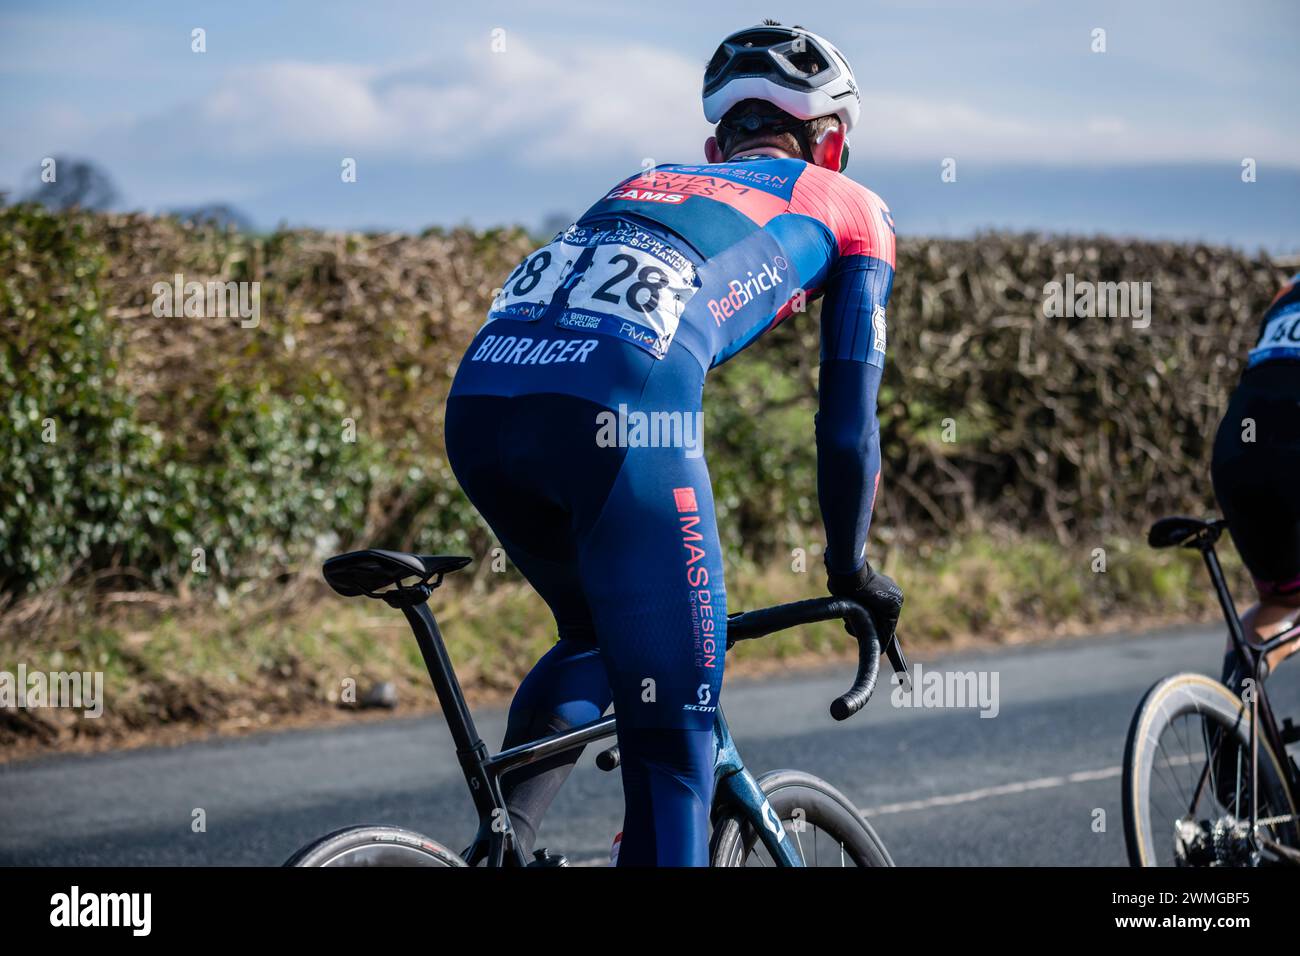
710,769,894,867
284,825,467,867
1122,672,1298,867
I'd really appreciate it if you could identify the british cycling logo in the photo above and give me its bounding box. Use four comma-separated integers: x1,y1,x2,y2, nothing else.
50,886,151,936
595,403,706,459
891,663,999,718
0,665,103,718
707,257,789,326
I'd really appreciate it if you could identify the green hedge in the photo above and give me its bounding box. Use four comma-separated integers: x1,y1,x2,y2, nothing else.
1,205,390,595
0,203,1290,601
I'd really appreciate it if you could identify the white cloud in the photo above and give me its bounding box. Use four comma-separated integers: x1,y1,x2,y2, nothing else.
6,29,1295,197
167,38,1284,168
154,39,711,166
856,94,1300,166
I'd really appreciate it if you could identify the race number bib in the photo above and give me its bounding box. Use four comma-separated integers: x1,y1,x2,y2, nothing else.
1248,301,1300,369
557,239,699,359
488,234,583,322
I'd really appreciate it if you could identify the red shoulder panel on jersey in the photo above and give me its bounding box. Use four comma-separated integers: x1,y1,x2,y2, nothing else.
787,165,896,266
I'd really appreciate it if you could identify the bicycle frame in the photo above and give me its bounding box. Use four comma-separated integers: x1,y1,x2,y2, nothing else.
399,601,799,867
1192,530,1300,856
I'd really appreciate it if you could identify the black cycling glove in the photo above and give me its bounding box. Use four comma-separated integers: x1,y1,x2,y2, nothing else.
827,562,904,642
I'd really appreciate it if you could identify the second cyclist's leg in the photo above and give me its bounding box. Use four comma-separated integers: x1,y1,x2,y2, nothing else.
1212,378,1300,676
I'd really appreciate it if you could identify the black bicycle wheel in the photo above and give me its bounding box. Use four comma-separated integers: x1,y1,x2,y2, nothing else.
710,769,894,867
284,825,467,867
1122,672,1298,867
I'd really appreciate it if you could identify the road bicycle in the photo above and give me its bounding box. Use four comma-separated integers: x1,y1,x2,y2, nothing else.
1122,516,1300,866
285,548,906,867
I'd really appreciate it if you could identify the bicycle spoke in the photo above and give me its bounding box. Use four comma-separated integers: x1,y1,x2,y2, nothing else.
1194,718,1223,816
1168,712,1196,793
1152,734,1193,809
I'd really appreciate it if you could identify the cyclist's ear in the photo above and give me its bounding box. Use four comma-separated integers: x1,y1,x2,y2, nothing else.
811,124,846,172
704,136,725,164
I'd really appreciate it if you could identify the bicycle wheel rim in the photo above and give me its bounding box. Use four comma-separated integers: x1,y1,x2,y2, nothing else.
1124,673,1297,867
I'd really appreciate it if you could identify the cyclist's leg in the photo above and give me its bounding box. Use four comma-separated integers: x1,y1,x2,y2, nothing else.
497,636,611,854
446,353,725,865
580,443,727,867
445,393,621,855
1211,375,1300,675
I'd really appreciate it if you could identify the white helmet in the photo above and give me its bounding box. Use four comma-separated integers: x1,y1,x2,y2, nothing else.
702,21,860,133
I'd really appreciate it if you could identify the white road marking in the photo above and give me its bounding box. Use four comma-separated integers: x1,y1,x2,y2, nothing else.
862,753,1203,817
862,765,1123,816
574,758,1202,862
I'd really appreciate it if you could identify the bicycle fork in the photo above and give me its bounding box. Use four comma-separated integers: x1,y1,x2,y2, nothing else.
712,711,803,867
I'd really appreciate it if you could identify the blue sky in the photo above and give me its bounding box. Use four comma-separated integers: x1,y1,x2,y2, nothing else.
2,0,1297,248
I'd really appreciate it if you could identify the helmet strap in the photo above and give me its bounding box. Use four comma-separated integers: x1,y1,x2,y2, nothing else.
794,128,816,165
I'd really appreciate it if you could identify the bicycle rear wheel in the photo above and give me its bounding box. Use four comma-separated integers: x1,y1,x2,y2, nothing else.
1123,672,1298,867
710,770,893,867
285,825,467,867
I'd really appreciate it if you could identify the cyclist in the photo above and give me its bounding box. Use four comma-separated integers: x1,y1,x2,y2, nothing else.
444,21,903,866
1211,274,1300,676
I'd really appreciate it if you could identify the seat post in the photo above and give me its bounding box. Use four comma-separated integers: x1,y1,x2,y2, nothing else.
401,600,526,865
401,603,486,756
1200,542,1248,656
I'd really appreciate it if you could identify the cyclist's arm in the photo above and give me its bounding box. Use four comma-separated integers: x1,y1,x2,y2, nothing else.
816,250,895,577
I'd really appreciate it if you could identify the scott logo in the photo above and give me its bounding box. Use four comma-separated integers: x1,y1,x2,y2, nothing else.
760,799,787,843
682,681,717,713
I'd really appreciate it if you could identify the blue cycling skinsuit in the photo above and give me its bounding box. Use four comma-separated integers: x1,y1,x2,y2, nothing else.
444,157,896,865
1211,274,1300,599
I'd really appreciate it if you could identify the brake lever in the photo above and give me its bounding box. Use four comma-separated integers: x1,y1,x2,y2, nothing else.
884,632,911,689
846,618,911,689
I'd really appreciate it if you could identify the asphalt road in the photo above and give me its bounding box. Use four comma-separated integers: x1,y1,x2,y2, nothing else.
4,624,1297,866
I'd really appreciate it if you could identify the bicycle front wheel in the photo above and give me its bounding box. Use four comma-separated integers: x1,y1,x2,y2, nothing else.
285,825,467,867
1122,672,1298,867
710,770,894,867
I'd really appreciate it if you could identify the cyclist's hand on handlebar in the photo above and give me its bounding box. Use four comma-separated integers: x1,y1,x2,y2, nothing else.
826,562,904,642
